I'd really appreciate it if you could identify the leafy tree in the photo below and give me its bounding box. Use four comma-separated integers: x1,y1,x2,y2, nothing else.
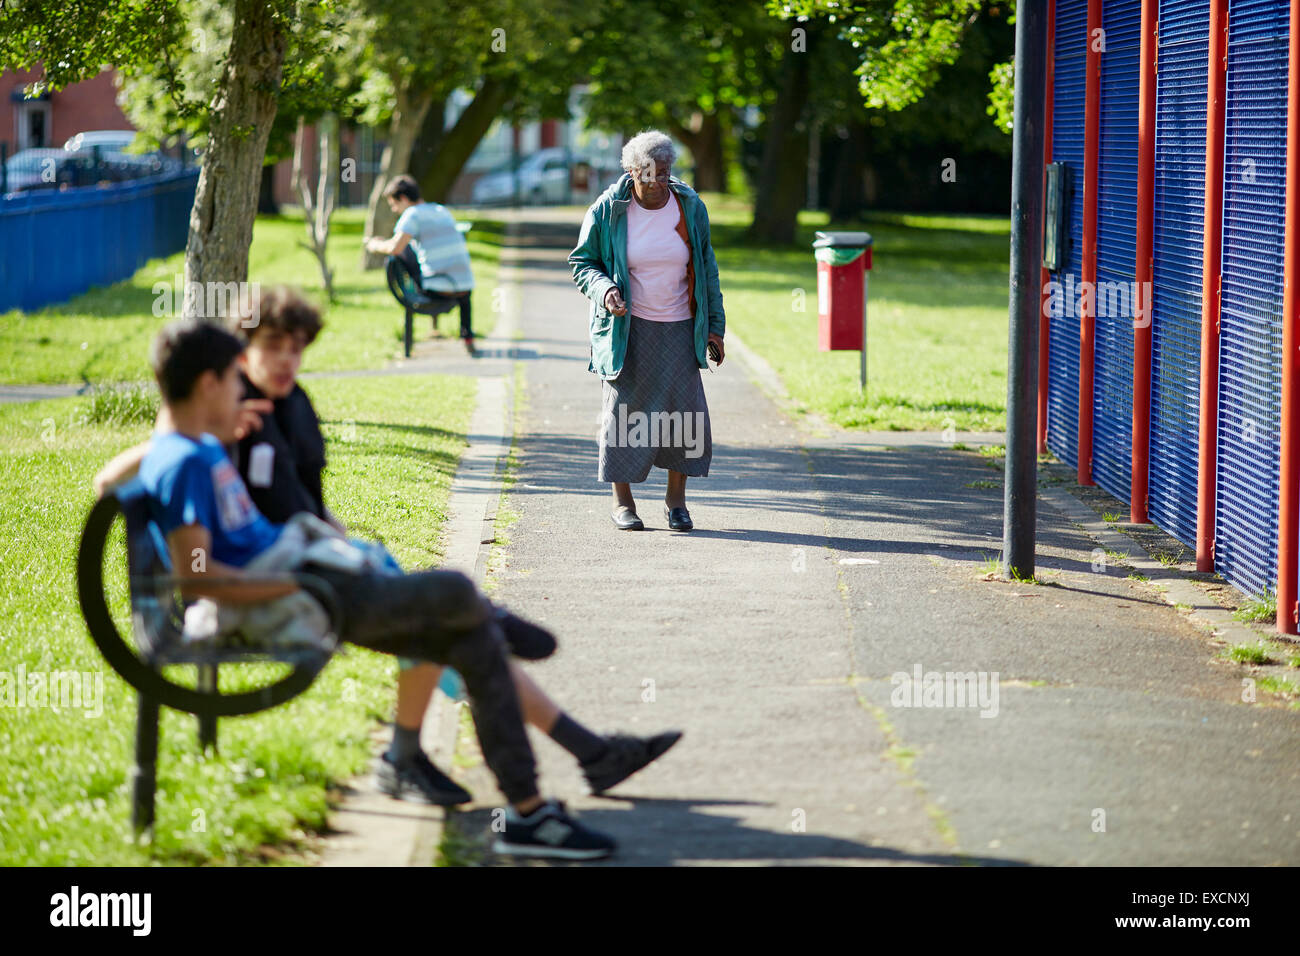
407,2,594,201
575,0,782,193
753,0,986,241
116,0,364,294
0,0,347,315
845,4,1014,217
350,0,588,268
985,0,1016,134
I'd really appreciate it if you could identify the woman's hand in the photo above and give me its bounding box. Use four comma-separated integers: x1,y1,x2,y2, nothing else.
604,286,628,316
708,332,725,367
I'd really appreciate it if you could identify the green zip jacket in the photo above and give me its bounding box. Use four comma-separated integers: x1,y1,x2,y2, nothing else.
568,173,725,380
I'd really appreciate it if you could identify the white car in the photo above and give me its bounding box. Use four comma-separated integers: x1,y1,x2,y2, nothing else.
63,130,180,178
63,130,138,156
471,148,577,205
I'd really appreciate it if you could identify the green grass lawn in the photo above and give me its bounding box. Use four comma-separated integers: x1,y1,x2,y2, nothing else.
702,194,1010,432
0,372,474,865
0,206,503,386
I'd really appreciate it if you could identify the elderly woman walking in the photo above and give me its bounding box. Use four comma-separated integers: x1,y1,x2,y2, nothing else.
568,130,726,532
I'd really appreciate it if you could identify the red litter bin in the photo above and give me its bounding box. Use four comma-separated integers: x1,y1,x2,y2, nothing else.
814,230,873,350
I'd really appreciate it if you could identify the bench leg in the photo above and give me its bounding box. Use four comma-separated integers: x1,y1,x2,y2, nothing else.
404,306,413,358
132,692,159,835
197,664,218,754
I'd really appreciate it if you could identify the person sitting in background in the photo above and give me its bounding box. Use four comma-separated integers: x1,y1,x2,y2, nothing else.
365,174,476,354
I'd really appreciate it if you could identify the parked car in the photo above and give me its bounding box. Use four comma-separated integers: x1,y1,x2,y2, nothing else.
62,130,138,155
471,148,581,205
2,147,82,193
100,151,175,180
64,129,181,178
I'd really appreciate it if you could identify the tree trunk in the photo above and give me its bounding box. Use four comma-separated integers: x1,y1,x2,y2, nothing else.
257,163,279,214
408,94,449,184
292,113,338,299
668,110,725,193
183,0,287,319
746,27,818,244
415,73,516,204
827,120,870,222
361,78,435,271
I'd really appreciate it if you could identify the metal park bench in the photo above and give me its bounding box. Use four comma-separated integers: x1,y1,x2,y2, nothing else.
76,478,342,834
385,244,465,358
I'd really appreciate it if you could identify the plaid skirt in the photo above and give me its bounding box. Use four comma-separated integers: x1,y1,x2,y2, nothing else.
597,315,712,483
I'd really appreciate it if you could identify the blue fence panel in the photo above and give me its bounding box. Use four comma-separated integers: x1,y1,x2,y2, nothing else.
1215,0,1288,598
1048,0,1090,469
1092,0,1142,503
0,169,198,314
1148,0,1210,548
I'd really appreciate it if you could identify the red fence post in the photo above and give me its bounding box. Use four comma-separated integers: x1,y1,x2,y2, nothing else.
1130,0,1157,524
1277,0,1300,634
1078,0,1101,486
1039,0,1057,457
1197,0,1228,573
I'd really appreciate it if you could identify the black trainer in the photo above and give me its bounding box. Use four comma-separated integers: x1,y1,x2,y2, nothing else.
492,799,616,860
582,731,683,794
375,750,473,806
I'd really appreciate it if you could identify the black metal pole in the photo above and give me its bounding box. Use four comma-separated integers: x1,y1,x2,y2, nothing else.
197,665,218,753
1003,0,1049,580
132,693,159,834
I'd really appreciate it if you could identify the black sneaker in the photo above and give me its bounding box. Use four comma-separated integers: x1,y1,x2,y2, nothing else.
375,750,473,806
582,731,683,794
492,800,616,860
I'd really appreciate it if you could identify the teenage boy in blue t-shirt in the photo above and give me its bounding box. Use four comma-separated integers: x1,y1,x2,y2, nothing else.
95,289,682,807
134,318,614,861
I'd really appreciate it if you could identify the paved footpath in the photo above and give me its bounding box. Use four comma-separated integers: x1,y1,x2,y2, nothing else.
446,212,1300,866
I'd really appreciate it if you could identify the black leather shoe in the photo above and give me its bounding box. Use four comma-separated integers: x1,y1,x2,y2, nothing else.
612,506,644,530
664,505,693,531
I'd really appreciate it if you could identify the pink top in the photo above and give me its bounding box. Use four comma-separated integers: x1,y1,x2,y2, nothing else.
626,195,692,321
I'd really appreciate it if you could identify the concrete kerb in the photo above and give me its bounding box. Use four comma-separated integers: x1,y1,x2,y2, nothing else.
317,220,523,866
1036,482,1265,648
724,329,836,436
725,320,1282,661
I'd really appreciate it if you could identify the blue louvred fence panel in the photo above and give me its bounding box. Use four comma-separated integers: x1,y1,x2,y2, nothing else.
1147,0,1210,548
1091,0,1142,503
1214,0,1289,599
1047,0,1090,469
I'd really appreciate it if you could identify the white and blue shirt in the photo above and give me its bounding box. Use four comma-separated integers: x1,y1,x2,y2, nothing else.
394,202,475,294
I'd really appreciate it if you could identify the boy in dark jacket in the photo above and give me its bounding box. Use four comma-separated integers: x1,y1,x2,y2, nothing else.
126,316,616,860
96,288,679,814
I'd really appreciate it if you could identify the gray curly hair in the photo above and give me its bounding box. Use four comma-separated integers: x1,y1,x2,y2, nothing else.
621,130,677,180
